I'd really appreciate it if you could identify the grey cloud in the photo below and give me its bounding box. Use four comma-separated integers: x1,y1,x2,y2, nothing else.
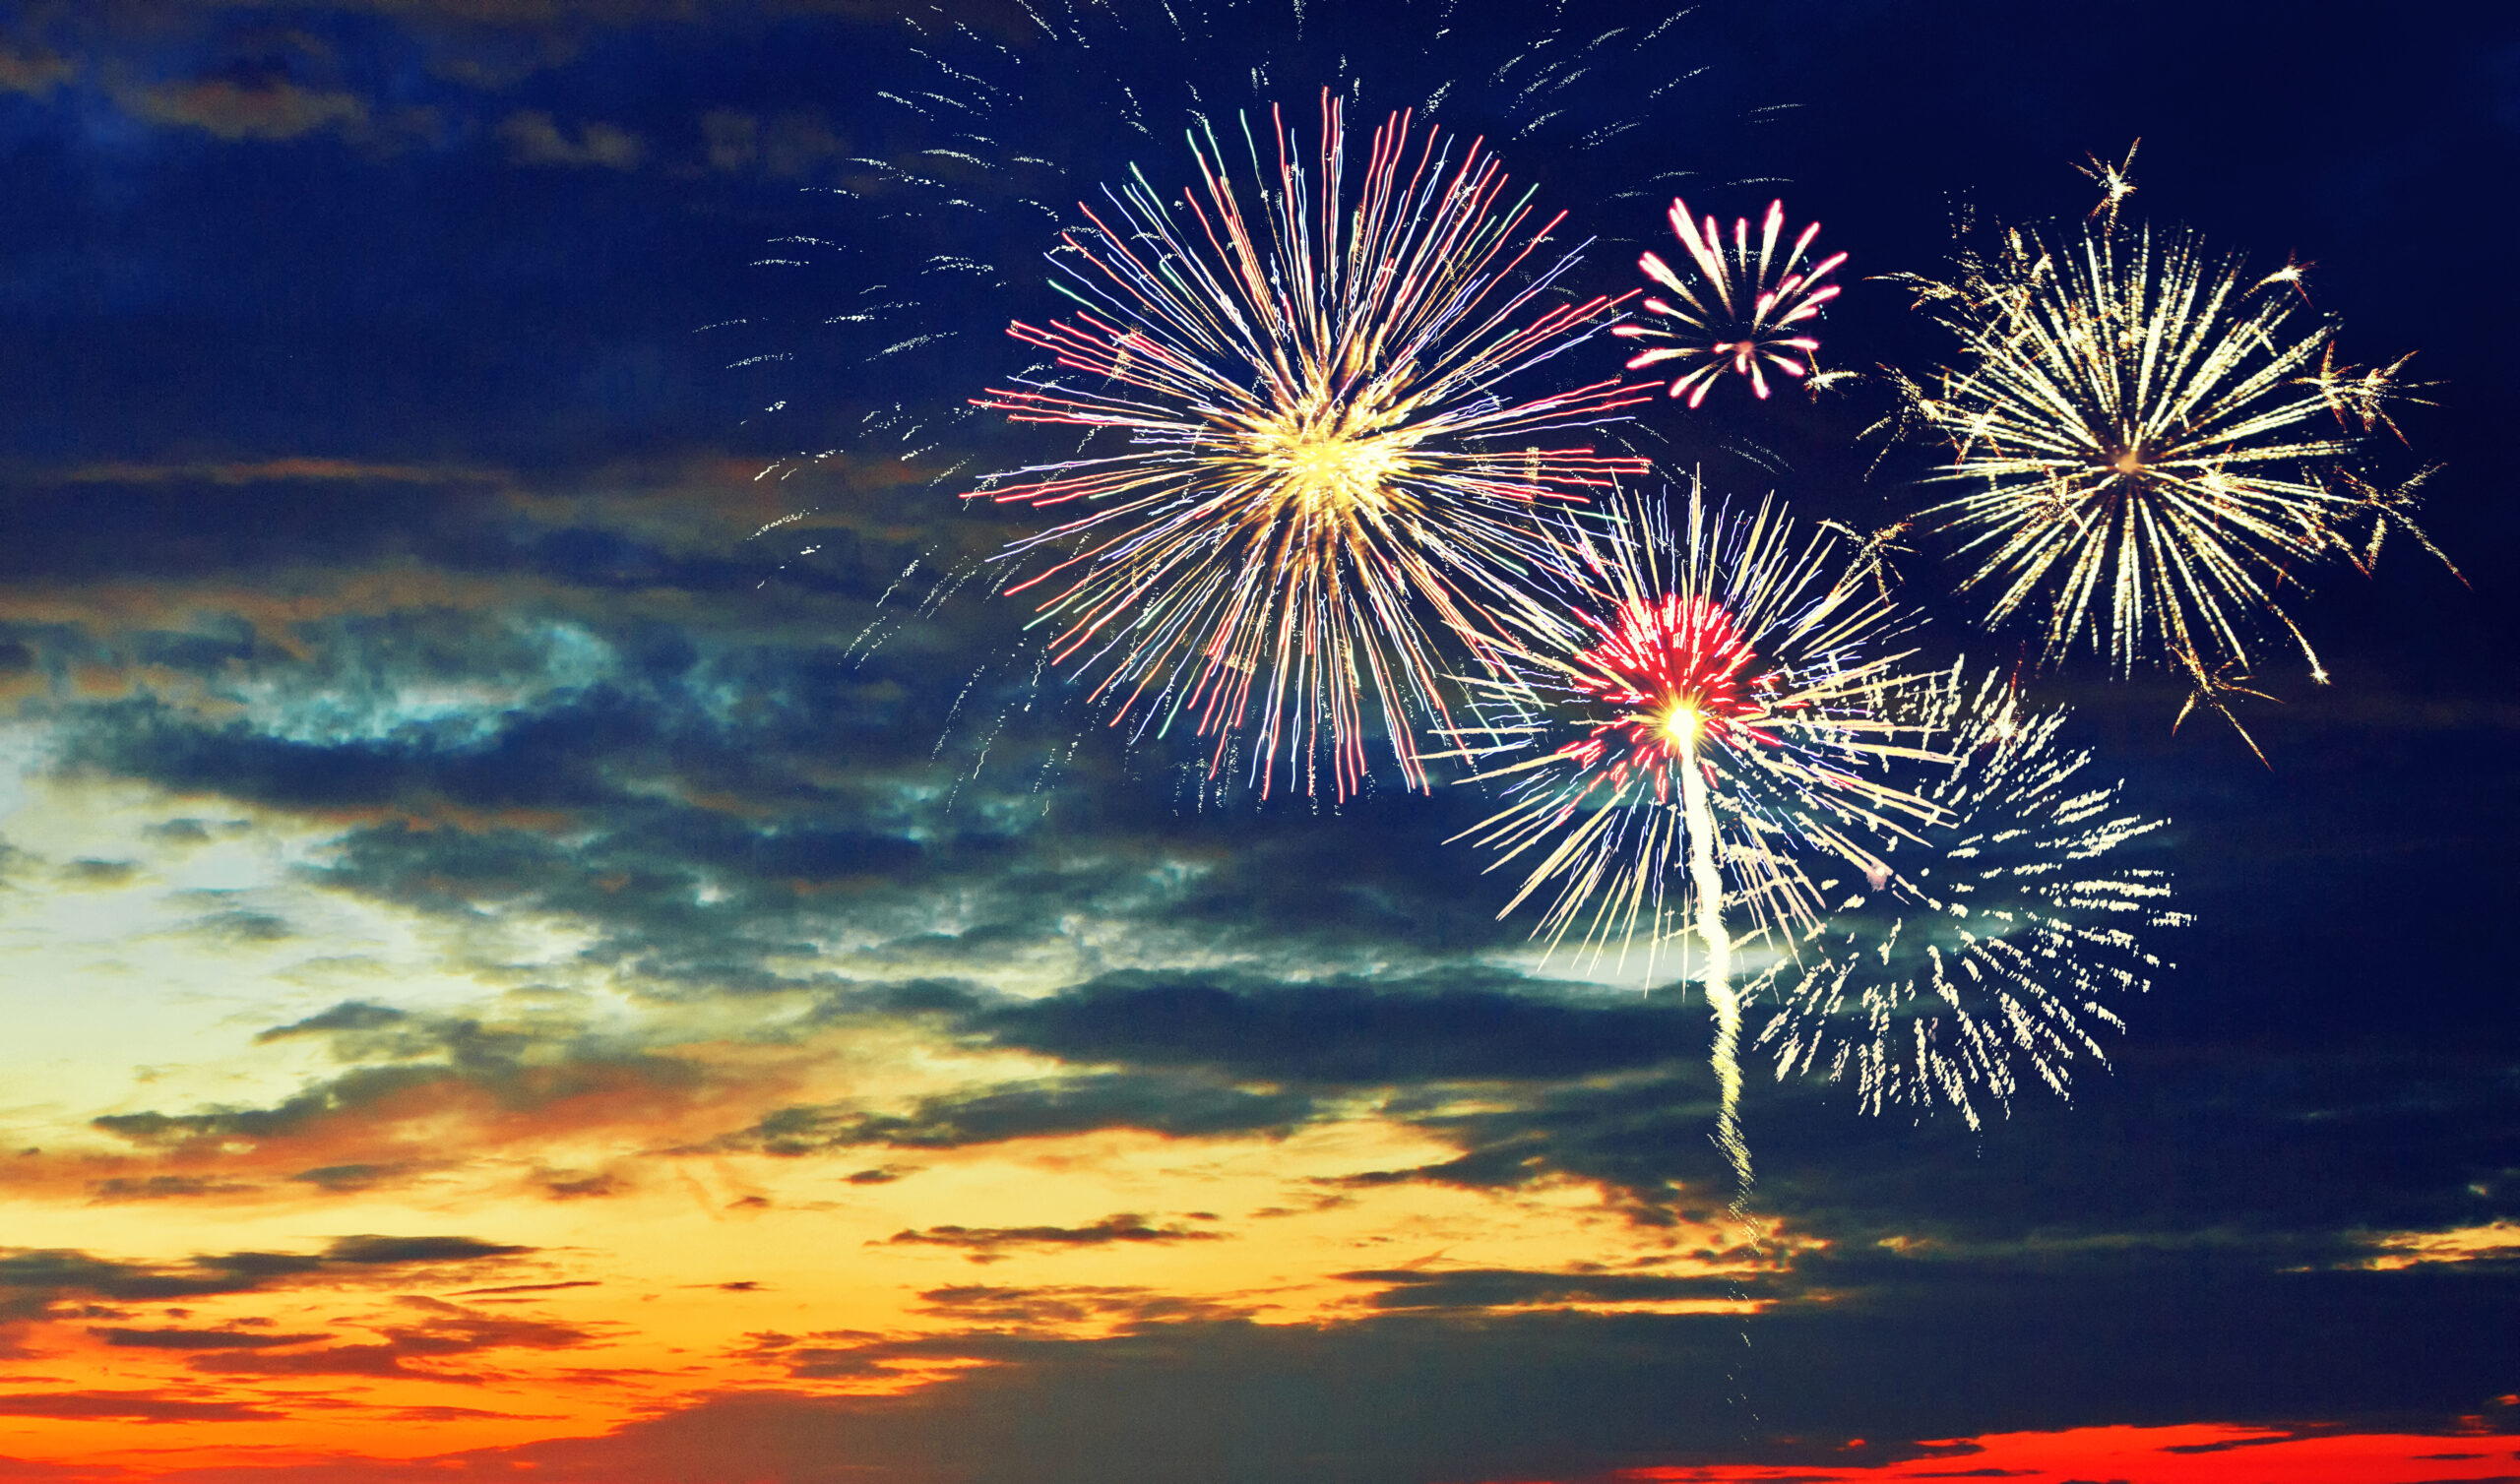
1337,1267,1751,1311
86,1174,262,1203
0,1235,530,1327
91,1326,330,1349
323,1236,533,1266
913,1284,1247,1328
258,1000,410,1042
881,1213,1228,1263
967,970,1703,1086
710,1074,1316,1157
0,1391,285,1423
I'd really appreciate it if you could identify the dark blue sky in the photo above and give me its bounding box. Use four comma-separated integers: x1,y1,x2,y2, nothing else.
0,2,2514,1479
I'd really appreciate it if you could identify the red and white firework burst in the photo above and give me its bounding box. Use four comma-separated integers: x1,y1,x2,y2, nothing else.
1454,480,1937,970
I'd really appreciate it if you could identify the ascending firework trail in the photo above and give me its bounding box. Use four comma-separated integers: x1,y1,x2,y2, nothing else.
1453,481,1944,1201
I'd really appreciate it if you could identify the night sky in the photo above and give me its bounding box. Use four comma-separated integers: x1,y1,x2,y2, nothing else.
2,2,2516,1481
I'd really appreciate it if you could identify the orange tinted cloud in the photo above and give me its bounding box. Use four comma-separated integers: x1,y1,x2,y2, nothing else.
127,77,369,142
498,109,645,168
0,44,75,95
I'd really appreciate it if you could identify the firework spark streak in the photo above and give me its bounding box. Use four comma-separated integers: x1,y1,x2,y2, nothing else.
968,93,1652,798
1453,481,1943,1194
1888,216,2450,736
1754,666,2188,1129
1610,199,1846,406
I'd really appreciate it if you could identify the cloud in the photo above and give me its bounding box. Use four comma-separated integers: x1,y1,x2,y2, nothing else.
323,1235,533,1266
1336,1267,1750,1311
499,109,645,169
714,1074,1317,1156
257,1000,409,1042
187,1299,595,1381
85,1175,260,1203
0,44,75,96
969,971,1705,1085
127,77,370,142
86,1007,715,1183
0,1390,285,1423
913,1283,1248,1328
91,1326,331,1349
880,1213,1228,1263
52,458,502,487
0,1235,536,1329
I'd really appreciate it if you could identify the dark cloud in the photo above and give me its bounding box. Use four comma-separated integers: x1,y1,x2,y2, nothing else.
715,1074,1314,1157
91,1326,330,1349
0,1249,312,1315
57,857,135,886
0,1391,285,1423
912,1283,1249,1328
1337,1268,1750,1311
257,1000,409,1042
881,1214,1228,1263
289,1163,410,1192
189,1301,596,1381
85,1175,261,1203
969,970,1702,1085
324,1236,533,1266
0,1235,535,1329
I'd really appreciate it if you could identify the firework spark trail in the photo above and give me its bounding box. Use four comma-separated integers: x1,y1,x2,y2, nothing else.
1612,198,1845,406
1673,716,1750,1199
970,92,1653,798
1886,209,2451,742
1753,664,2189,1128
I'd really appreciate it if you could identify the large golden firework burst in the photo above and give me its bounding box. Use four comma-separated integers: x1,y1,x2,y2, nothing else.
1888,214,2450,736
968,93,1650,799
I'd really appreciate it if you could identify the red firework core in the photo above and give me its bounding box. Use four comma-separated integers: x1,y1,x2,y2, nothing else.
1570,594,1770,770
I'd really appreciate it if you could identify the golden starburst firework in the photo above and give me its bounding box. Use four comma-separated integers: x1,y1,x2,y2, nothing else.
969,93,1651,799
1889,213,2450,731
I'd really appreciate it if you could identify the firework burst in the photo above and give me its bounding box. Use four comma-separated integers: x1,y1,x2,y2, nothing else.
1753,666,2188,1129
968,93,1651,799
1888,214,2451,733
1610,199,1846,406
1454,480,1942,1193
